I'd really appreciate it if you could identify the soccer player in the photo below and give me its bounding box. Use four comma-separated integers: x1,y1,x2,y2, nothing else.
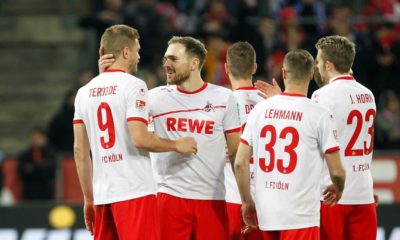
313,36,377,240
224,41,263,240
149,36,241,240
73,25,197,240
235,49,346,240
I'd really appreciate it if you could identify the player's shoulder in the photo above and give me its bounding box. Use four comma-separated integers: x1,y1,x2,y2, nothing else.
206,82,233,94
353,80,374,94
205,83,235,101
123,74,147,87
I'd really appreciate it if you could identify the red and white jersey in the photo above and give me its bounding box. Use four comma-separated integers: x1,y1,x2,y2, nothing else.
73,69,156,205
312,75,376,204
149,82,241,200
225,87,264,204
240,93,339,230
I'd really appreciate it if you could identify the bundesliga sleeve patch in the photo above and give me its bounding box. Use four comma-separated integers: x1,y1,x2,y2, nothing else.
135,99,146,112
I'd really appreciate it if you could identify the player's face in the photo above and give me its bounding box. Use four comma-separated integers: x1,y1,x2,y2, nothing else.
163,43,191,85
128,39,140,75
315,50,328,87
313,65,325,88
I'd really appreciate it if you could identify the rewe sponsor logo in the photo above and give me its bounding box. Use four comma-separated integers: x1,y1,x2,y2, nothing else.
167,118,214,134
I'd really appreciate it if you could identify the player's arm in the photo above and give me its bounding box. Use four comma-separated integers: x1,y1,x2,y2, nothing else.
73,123,94,235
226,131,240,171
323,150,346,206
128,120,197,153
234,142,257,228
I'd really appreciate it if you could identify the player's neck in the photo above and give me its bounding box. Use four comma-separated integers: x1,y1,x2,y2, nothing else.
284,81,309,96
327,70,346,82
178,74,204,92
230,78,253,90
108,62,128,73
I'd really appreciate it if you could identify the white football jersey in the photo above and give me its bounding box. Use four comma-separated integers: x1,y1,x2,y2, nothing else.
225,87,264,204
312,75,376,204
149,82,241,200
241,93,339,230
73,69,156,205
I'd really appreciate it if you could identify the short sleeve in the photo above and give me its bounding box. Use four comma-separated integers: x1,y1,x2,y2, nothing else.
240,106,257,147
312,90,334,112
126,81,149,125
318,110,340,153
73,89,84,124
223,93,242,133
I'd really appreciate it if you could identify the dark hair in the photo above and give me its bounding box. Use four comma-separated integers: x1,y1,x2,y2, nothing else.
284,49,314,81
226,41,256,79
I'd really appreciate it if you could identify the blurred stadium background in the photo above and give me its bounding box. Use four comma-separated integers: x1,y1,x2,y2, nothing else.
0,0,399,239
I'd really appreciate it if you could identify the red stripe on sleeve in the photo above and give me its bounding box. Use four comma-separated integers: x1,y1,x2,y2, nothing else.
73,119,84,124
240,138,249,145
225,127,241,134
325,146,340,153
127,117,148,125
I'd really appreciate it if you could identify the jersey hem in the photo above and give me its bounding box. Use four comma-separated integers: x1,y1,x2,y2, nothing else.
225,199,242,204
157,189,225,201
94,190,156,205
258,222,319,231
338,199,375,205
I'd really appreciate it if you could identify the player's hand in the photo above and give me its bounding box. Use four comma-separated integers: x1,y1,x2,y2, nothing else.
98,53,115,73
374,193,379,207
322,184,342,206
241,201,258,233
84,200,95,236
255,78,282,99
176,136,198,154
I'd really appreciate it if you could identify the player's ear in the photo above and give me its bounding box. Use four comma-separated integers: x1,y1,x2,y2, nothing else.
224,63,229,75
325,60,333,72
252,63,257,75
122,46,129,59
99,46,105,57
191,58,200,71
310,67,315,81
282,67,287,80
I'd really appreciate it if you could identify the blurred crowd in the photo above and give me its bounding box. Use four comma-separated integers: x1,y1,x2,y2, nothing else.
77,0,400,149
2,0,400,204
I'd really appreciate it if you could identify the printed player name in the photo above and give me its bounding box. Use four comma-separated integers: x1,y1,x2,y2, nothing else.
89,85,118,97
265,109,303,122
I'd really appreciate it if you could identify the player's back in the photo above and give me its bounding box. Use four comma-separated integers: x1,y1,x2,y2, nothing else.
242,93,339,230
225,87,264,204
74,70,156,205
312,75,376,204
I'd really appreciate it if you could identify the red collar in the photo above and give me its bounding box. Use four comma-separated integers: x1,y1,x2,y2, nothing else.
280,92,307,97
236,86,257,91
177,82,208,94
331,75,354,82
104,69,125,73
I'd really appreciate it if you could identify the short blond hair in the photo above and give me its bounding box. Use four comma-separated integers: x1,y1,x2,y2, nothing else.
100,24,139,59
315,35,355,73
